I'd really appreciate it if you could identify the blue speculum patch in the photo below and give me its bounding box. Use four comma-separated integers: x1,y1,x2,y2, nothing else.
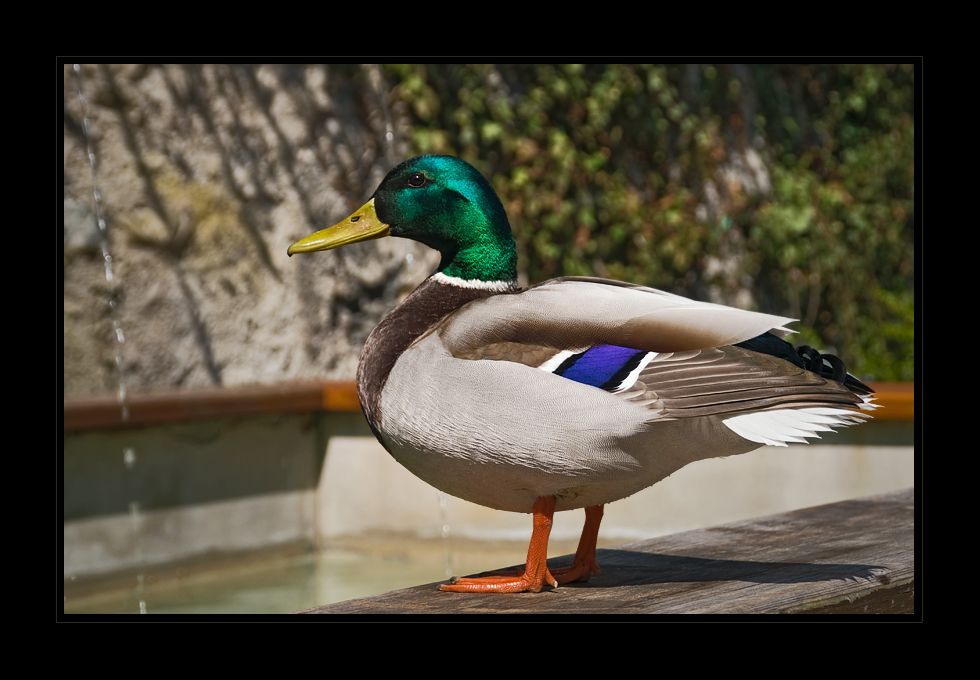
553,345,648,391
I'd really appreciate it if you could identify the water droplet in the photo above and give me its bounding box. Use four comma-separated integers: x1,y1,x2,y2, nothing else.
406,253,414,264
139,601,147,614
123,447,136,469
115,327,125,343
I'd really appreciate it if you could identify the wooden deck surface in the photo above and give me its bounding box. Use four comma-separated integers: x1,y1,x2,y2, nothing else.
297,487,914,615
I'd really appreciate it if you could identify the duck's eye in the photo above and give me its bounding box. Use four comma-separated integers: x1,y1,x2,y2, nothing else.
407,171,426,188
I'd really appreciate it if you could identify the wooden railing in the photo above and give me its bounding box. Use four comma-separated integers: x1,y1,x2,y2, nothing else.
63,381,912,432
63,381,360,432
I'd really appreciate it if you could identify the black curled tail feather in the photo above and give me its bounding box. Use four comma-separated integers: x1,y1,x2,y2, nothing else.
797,346,846,383
796,345,874,396
735,332,874,396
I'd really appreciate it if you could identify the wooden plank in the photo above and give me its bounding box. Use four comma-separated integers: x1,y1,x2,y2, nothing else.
297,488,914,615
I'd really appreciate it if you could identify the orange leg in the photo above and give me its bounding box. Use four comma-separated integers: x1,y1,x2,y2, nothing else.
440,498,605,593
551,504,604,584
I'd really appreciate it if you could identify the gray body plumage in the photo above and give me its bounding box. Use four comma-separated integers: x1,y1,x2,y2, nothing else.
368,277,874,514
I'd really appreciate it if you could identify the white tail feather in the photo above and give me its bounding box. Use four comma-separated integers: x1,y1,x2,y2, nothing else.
723,406,872,447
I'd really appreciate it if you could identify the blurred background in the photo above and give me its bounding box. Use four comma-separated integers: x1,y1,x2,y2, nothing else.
62,63,915,614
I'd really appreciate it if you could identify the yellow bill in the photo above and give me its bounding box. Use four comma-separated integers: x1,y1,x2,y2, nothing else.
287,198,390,256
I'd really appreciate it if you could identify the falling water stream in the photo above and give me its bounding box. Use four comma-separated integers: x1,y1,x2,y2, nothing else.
71,64,146,614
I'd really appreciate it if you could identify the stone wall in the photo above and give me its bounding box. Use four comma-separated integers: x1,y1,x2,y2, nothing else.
63,64,439,396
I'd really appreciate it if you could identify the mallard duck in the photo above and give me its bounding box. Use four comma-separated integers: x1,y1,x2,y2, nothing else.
288,155,877,593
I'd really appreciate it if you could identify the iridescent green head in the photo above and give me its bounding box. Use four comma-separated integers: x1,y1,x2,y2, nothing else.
289,155,517,284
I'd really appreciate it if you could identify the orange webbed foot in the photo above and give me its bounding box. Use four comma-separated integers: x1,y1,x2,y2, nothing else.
439,500,605,594
440,496,559,593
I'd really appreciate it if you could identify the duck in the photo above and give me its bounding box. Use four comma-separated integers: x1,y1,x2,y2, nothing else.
288,155,877,594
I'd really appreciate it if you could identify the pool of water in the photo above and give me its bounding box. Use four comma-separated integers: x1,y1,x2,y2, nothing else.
62,535,592,615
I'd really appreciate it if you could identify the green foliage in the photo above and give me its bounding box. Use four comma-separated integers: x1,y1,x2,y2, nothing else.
383,64,915,380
